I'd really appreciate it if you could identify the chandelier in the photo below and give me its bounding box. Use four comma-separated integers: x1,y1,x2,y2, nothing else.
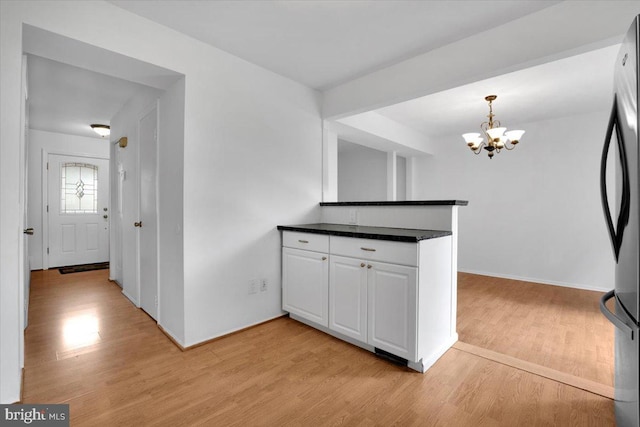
462,95,525,159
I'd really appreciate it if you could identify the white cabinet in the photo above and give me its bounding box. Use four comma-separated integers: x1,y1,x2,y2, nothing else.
281,228,455,373
367,261,417,361
330,255,418,361
329,255,368,342
282,245,329,327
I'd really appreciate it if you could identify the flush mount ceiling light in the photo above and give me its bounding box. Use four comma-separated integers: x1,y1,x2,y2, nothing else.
90,124,110,138
462,95,525,159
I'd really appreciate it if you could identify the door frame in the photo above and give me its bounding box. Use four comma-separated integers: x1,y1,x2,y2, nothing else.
42,149,110,269
136,100,161,321
19,55,28,365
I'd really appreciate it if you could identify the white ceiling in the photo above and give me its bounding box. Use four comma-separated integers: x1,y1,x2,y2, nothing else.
23,1,637,147
109,0,560,90
27,54,158,139
375,44,620,139
23,25,183,91
23,24,182,140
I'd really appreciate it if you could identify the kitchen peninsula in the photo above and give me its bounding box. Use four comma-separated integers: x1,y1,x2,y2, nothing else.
278,200,467,373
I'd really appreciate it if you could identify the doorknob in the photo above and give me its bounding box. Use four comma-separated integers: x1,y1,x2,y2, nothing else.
134,221,142,228
23,228,34,235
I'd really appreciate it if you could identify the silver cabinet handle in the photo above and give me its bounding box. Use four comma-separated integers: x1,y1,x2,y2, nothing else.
600,290,634,340
298,239,309,244
360,247,376,252
360,263,366,268
23,228,34,235
322,257,327,261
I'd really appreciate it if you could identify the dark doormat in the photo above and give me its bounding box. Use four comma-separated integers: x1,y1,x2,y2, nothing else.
58,262,109,274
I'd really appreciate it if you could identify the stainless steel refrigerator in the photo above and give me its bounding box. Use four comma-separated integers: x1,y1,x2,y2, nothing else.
600,14,640,427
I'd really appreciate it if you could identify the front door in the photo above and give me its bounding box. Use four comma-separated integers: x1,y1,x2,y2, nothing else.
48,154,109,268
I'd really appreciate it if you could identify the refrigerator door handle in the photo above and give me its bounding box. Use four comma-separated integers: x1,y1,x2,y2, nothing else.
600,94,631,262
600,289,635,340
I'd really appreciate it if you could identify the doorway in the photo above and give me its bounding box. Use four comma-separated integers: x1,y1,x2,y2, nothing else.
45,153,109,268
16,24,184,395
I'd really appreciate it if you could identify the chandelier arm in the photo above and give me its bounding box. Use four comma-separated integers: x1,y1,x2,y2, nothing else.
480,120,501,133
502,141,517,151
470,142,485,155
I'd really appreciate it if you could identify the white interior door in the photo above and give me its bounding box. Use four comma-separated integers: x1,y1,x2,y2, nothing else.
20,54,30,331
48,154,109,268
21,130,30,329
138,106,158,319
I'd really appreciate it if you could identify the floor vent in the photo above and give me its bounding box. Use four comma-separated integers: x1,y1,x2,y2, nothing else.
374,348,408,367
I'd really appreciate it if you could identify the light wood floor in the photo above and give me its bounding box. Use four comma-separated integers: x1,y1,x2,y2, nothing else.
23,269,614,426
458,273,615,387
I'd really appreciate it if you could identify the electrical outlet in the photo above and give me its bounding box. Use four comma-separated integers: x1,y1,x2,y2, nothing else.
249,279,258,295
260,279,268,292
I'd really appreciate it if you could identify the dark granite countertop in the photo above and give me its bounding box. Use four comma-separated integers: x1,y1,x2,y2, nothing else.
319,200,468,207
277,223,451,242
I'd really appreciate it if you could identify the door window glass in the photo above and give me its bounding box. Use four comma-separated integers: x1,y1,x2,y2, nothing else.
60,162,98,214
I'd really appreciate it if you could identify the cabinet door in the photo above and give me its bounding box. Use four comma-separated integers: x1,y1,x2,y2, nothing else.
367,261,418,361
282,247,328,326
329,255,367,342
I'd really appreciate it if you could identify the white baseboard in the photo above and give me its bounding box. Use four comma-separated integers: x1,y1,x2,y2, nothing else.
158,323,185,349
413,333,458,373
121,290,139,307
458,269,610,293
183,313,286,348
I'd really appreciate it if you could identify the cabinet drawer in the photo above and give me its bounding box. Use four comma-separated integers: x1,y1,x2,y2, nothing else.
330,236,418,266
283,231,329,253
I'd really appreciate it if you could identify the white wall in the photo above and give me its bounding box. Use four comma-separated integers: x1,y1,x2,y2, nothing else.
0,3,323,395
336,142,408,202
396,155,407,201
1,2,25,402
109,140,121,284
338,140,387,201
181,58,322,346
412,110,615,291
27,130,110,270
158,77,185,342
